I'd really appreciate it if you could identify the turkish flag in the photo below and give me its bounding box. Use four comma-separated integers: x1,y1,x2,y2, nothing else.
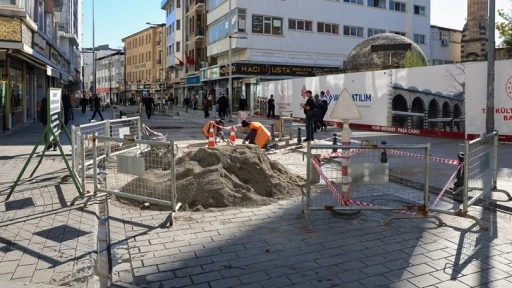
185,53,196,66
175,56,184,66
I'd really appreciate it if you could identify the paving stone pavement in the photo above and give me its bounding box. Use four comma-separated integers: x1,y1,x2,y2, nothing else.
105,105,512,288
0,108,102,287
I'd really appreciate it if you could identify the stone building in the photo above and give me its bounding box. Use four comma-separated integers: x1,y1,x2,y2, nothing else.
0,0,81,135
123,24,167,101
461,0,489,61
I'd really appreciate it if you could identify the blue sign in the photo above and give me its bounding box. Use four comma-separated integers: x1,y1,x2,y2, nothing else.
185,76,201,86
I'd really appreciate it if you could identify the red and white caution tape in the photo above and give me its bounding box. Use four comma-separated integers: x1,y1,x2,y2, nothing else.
430,164,462,208
311,158,344,206
386,149,459,165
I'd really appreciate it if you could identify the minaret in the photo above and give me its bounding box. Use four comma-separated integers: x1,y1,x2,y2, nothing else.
461,0,489,61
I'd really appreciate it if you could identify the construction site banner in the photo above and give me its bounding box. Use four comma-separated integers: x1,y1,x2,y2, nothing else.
260,59,512,141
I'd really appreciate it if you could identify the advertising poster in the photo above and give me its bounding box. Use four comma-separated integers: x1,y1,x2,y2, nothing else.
260,59,512,141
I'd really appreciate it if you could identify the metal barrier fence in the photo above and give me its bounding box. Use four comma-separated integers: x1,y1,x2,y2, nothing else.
71,117,141,200
92,135,180,226
305,142,444,229
432,131,511,230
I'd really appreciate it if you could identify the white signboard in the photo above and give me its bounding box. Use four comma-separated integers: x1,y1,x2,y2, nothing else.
49,88,61,115
258,59,512,141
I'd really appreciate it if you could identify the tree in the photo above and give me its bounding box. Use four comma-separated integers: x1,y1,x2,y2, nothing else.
496,9,512,57
399,50,427,68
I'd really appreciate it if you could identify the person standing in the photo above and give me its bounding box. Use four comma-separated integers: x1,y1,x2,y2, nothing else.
319,91,328,131
90,94,104,121
183,96,191,113
142,95,154,119
69,94,75,121
300,90,316,142
192,95,198,110
216,94,229,119
239,94,247,111
62,93,71,125
267,95,275,119
202,96,210,118
80,96,88,114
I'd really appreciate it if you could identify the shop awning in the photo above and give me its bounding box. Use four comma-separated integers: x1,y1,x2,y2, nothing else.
11,43,63,79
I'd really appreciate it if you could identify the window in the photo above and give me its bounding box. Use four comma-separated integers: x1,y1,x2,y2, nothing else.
289,19,313,32
252,15,283,35
368,28,386,37
318,22,340,34
413,34,425,44
208,8,246,44
176,19,180,30
0,0,17,6
391,31,406,36
208,0,226,12
343,25,363,37
389,1,406,12
367,0,385,8
176,41,180,52
177,0,181,8
343,0,363,4
414,5,425,15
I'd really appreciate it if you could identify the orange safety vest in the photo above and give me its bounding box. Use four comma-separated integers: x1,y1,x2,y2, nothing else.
248,122,270,148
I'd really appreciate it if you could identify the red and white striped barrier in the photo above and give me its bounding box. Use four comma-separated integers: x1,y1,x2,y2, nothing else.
311,158,344,206
386,149,459,165
430,164,462,208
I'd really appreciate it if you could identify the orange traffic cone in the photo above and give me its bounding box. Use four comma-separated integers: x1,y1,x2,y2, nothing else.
228,126,236,145
208,122,216,148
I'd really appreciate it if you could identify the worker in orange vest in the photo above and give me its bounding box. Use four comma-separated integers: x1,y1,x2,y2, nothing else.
241,120,270,149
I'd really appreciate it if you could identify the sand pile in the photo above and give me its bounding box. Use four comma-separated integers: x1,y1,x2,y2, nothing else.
122,145,304,210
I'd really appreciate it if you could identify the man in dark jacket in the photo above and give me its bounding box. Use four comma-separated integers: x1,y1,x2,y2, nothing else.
90,94,104,121
267,95,275,119
300,90,316,142
40,97,56,150
80,96,88,114
142,95,155,119
216,94,229,119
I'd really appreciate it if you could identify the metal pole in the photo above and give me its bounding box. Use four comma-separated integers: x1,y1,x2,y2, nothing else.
486,0,496,134
228,0,233,115
92,0,96,95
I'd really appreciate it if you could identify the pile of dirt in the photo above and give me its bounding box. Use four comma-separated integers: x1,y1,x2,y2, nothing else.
122,145,305,210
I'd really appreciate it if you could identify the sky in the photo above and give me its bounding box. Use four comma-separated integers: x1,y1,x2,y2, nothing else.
82,0,512,49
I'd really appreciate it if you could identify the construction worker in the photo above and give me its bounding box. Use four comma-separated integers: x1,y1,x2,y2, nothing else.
202,119,226,143
241,120,270,149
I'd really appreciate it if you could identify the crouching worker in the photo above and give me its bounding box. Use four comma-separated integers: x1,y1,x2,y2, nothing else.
202,119,226,143
241,120,270,149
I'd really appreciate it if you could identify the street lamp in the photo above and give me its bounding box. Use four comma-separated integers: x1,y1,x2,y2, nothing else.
486,0,496,134
92,0,96,96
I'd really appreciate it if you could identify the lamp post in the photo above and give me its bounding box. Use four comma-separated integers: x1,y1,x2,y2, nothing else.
92,0,96,96
228,0,233,117
486,0,496,134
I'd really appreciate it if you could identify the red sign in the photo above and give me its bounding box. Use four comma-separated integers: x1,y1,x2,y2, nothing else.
96,88,110,93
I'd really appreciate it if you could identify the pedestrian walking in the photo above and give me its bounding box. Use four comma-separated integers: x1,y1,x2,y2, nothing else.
202,96,210,118
192,95,198,110
300,90,316,142
142,95,154,119
69,94,75,121
216,94,229,118
183,96,191,113
90,94,104,121
267,95,275,119
80,96,88,114
62,93,71,125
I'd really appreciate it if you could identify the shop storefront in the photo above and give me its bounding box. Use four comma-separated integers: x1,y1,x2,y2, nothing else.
201,62,333,114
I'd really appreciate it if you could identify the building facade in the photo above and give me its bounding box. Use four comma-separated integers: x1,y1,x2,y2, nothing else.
81,45,121,98
202,0,431,113
123,24,167,102
161,0,208,102
461,0,488,61
95,51,125,105
429,25,462,65
0,0,81,134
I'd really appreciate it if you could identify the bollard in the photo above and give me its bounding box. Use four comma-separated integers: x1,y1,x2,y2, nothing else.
332,133,338,152
380,141,388,163
452,152,465,191
297,127,302,144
